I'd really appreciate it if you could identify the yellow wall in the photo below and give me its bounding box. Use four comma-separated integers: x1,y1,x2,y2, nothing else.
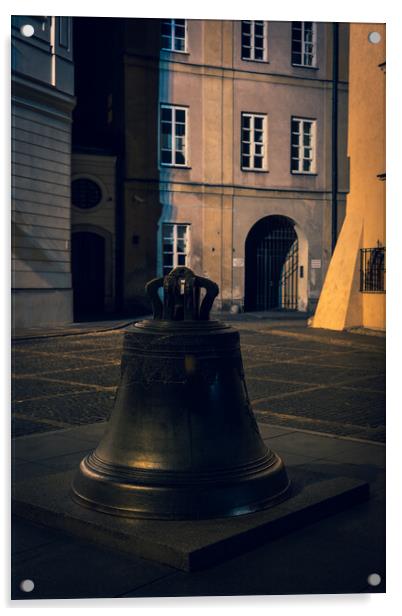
312,23,385,331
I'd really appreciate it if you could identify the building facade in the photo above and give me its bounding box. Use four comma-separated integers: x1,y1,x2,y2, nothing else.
12,18,350,325
73,18,348,316
11,16,75,328
312,23,385,331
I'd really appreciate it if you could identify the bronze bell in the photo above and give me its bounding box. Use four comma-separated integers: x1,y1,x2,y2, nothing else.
71,267,290,519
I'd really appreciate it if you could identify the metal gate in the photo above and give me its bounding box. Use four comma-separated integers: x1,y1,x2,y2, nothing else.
245,216,299,311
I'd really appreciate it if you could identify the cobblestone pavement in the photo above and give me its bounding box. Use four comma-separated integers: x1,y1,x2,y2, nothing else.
11,319,385,442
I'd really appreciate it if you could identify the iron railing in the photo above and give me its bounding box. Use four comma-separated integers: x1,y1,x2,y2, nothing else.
360,247,386,293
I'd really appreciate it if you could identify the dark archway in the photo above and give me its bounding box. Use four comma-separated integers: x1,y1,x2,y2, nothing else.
72,231,105,320
245,215,298,311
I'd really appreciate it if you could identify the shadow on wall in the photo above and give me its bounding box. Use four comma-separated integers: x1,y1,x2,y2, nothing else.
12,220,68,287
72,18,165,318
120,18,165,316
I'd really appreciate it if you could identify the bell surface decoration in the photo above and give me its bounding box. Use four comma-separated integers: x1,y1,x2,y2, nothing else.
71,267,291,519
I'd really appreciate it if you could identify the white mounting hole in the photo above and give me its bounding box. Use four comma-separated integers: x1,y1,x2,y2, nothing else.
368,32,381,44
367,573,381,586
20,24,35,37
20,579,35,593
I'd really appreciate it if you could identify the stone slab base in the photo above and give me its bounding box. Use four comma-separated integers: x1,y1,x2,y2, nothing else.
12,467,369,572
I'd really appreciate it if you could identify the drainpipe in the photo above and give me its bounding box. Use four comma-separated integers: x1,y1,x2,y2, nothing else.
331,22,339,254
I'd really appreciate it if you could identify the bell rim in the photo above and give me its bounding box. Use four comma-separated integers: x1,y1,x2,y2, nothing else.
77,449,282,486
70,474,292,521
71,451,291,520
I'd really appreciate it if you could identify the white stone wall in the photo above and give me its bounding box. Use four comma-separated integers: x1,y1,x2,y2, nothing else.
11,16,75,328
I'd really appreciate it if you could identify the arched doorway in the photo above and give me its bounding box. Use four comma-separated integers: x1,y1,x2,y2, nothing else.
245,215,299,311
72,231,105,320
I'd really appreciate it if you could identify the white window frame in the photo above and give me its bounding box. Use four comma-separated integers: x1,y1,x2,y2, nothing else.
291,22,317,68
161,19,187,53
290,117,317,174
159,104,188,168
241,21,268,62
241,112,268,172
162,223,190,276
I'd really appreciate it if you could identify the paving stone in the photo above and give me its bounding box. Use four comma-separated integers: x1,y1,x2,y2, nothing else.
246,361,380,385
247,378,306,399
318,441,386,468
12,460,59,483
34,450,94,472
257,423,295,439
351,427,386,443
263,431,376,461
46,365,120,388
59,421,108,444
255,412,385,443
12,353,111,376
11,530,173,600
12,432,95,462
302,457,385,495
252,386,385,429
311,351,385,372
12,517,65,555
13,391,115,428
12,417,63,438
12,378,94,403
267,450,321,468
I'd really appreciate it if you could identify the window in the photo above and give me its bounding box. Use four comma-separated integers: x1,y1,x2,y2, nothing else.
291,22,316,67
241,21,267,61
241,113,267,171
160,105,188,166
162,224,190,275
360,247,386,293
161,19,187,52
291,118,316,174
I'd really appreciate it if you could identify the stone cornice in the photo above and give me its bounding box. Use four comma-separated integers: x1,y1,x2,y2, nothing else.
11,73,76,122
123,54,348,91
124,177,349,200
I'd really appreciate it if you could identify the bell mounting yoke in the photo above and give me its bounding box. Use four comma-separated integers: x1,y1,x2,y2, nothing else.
146,266,219,321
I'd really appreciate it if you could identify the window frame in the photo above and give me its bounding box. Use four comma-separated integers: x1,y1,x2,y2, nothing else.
159,104,189,168
290,117,317,175
241,112,268,172
161,19,188,53
162,223,191,276
241,20,268,63
291,22,317,68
